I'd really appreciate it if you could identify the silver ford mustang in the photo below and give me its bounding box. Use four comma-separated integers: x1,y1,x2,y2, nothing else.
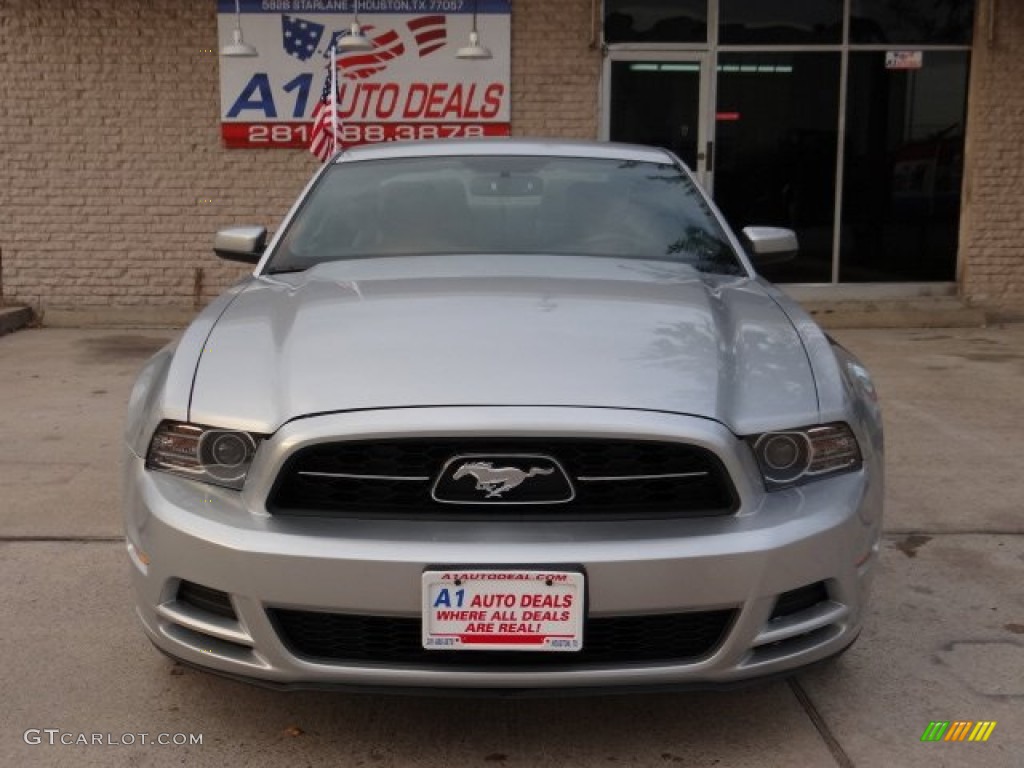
123,139,883,692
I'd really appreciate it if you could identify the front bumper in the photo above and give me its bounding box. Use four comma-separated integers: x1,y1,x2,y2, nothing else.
124,407,882,690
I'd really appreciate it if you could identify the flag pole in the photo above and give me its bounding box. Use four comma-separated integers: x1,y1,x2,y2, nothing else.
330,45,339,157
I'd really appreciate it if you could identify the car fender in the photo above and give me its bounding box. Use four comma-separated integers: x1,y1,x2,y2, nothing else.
123,280,253,457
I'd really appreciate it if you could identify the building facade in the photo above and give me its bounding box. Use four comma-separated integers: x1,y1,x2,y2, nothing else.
1,0,1021,322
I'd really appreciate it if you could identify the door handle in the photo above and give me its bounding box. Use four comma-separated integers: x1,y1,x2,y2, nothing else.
705,141,714,173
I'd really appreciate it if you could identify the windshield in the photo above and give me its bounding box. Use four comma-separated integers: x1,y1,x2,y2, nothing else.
267,155,745,276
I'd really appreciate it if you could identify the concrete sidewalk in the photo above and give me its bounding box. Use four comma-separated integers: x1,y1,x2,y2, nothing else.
0,327,1021,767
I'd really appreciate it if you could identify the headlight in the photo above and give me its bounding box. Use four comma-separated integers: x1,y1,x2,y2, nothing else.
146,421,262,490
749,423,861,489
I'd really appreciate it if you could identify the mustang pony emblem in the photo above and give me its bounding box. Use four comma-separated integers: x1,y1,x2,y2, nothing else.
452,461,555,498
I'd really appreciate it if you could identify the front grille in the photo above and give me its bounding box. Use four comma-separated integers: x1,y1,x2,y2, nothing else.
269,608,736,667
769,581,830,620
267,438,737,519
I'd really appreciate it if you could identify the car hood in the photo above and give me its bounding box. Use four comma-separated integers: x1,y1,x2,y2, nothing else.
188,255,818,435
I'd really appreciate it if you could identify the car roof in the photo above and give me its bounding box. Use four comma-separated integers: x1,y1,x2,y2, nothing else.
334,138,676,165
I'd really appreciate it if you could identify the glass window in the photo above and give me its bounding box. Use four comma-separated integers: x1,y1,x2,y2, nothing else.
840,52,969,282
609,61,703,170
713,53,841,283
271,156,745,276
719,0,842,45
604,0,708,44
850,0,975,45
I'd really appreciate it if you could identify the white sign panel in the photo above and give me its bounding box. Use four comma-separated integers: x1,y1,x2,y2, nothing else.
422,570,585,652
217,1,510,149
885,51,923,70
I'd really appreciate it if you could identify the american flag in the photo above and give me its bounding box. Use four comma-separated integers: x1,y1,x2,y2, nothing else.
327,26,405,80
282,15,325,61
406,15,447,57
309,67,342,163
320,17,445,82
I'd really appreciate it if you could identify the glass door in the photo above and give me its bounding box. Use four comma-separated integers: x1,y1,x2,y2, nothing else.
604,53,713,189
713,52,842,283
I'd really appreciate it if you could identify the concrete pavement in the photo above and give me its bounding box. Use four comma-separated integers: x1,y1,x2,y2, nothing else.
0,326,1021,767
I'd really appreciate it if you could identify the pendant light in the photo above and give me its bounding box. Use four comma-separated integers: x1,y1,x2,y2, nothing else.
337,0,374,52
221,0,258,57
457,0,493,60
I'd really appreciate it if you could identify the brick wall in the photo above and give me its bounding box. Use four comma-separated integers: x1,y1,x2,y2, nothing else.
1,1,314,321
960,0,1024,314
511,0,601,138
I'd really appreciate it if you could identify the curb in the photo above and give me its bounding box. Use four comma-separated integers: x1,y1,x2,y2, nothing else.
0,305,34,336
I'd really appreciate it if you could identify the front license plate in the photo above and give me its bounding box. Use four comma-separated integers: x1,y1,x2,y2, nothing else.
422,569,584,652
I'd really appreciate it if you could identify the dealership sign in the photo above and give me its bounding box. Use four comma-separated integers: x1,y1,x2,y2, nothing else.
217,1,510,148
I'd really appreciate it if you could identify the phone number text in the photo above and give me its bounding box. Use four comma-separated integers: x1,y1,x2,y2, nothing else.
222,122,511,149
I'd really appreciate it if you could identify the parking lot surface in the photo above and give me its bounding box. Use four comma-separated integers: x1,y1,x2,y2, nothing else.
1,326,1021,767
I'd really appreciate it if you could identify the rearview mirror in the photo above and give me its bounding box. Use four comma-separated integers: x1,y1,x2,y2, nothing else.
470,174,544,197
213,226,267,264
741,226,799,266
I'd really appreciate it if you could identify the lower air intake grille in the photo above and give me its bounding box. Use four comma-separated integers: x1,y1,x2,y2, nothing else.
176,580,237,620
268,608,735,667
770,581,830,620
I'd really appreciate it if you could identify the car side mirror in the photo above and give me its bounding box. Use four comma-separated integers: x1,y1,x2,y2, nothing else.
213,226,267,264
741,226,799,266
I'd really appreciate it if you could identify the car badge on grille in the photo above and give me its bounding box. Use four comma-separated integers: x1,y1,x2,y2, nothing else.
432,455,575,505
454,462,553,498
